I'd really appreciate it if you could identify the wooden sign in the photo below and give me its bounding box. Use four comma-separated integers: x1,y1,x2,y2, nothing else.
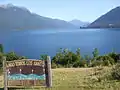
3,56,52,90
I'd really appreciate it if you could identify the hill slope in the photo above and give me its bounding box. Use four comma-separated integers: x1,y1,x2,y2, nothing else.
70,19,90,28
0,4,76,30
88,7,120,28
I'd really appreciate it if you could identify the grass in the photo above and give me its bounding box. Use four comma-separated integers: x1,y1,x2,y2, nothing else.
0,67,120,90
0,75,3,87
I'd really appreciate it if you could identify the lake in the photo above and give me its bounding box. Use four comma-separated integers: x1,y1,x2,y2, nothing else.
0,28,120,59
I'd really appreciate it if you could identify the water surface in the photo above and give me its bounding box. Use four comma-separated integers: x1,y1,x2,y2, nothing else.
0,28,120,59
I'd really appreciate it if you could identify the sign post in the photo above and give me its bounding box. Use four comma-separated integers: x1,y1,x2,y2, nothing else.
45,56,52,87
3,56,8,90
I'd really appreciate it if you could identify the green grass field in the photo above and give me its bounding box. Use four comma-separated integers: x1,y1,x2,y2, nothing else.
0,68,120,90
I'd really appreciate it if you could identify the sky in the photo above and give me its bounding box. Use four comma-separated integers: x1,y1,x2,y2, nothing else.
0,0,120,22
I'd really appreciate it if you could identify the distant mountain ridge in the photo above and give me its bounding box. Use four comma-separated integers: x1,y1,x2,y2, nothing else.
88,6,120,28
0,4,76,30
69,19,90,28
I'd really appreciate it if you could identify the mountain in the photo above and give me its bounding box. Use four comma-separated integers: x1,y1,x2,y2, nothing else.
0,4,76,30
88,6,120,28
69,19,90,28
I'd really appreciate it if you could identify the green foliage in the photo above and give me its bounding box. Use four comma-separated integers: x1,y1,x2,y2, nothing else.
92,48,99,58
57,64,63,68
0,43,120,69
79,59,87,67
0,52,3,67
5,52,20,61
0,44,4,67
0,44,4,53
52,48,120,68
0,51,27,68
91,60,103,67
84,55,91,66
97,55,114,66
52,48,87,68
108,52,119,63
19,56,27,59
51,62,57,69
91,55,115,67
73,60,80,67
5,51,27,61
40,54,48,60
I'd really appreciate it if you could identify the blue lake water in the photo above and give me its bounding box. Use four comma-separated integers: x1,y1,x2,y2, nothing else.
0,28,120,59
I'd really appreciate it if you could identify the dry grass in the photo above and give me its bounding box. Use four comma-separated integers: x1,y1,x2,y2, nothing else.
0,68,120,90
0,75,3,87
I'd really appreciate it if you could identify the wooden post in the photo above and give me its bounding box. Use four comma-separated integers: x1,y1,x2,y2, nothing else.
3,56,8,90
45,56,52,87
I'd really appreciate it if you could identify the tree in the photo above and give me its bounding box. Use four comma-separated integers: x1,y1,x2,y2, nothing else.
96,55,114,66
76,48,81,61
0,44,4,67
19,56,27,59
76,48,80,56
84,55,91,66
108,52,119,63
0,44,4,53
5,52,19,61
0,53,3,67
92,48,99,59
52,48,82,68
52,48,64,66
40,54,48,60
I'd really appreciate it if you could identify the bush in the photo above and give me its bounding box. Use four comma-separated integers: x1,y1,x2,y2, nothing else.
57,64,64,68
92,55,115,66
91,60,102,67
111,63,120,80
5,52,19,61
19,56,27,59
103,55,115,66
79,60,87,67
5,52,27,61
108,52,119,63
0,52,3,67
0,44,4,53
73,61,80,68
51,62,57,69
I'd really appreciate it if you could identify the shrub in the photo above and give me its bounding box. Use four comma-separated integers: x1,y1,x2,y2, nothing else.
73,61,80,68
73,59,87,67
91,60,102,67
5,52,19,61
93,55,115,66
0,52,3,67
108,52,119,63
51,62,57,69
79,60,87,67
0,44,4,53
57,64,64,68
111,63,120,80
